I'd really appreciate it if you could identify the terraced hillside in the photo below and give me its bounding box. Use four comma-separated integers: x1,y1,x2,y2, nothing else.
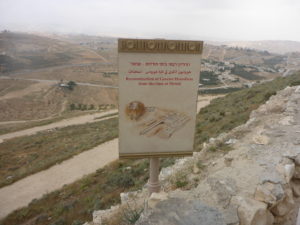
0,32,118,121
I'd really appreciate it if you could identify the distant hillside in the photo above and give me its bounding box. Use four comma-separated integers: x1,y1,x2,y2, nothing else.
50,33,118,66
202,43,286,67
2,72,300,225
209,40,300,54
0,32,107,73
0,79,117,121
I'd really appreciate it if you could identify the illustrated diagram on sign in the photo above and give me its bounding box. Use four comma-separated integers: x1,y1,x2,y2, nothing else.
125,101,190,139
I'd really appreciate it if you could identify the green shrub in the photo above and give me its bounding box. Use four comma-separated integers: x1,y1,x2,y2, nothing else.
175,180,188,188
264,91,276,101
291,81,300,86
172,169,190,188
231,64,262,80
108,172,135,188
122,203,144,225
195,72,300,150
67,81,77,90
50,219,67,225
89,104,95,110
200,71,220,85
71,220,83,225
160,158,176,169
196,161,205,170
69,103,76,110
93,198,102,210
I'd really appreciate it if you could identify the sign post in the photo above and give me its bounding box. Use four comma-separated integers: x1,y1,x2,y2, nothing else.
148,157,160,193
118,39,203,193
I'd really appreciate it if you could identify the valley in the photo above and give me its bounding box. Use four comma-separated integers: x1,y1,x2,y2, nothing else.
1,31,300,225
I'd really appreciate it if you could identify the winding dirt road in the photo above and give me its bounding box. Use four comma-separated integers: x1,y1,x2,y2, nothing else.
0,139,118,219
0,109,117,142
0,76,118,89
0,94,225,219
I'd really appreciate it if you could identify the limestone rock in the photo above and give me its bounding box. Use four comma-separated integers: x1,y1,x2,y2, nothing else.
284,164,295,182
271,188,295,217
254,182,284,206
192,164,200,174
265,129,286,137
233,196,274,225
224,157,233,167
225,139,237,145
159,167,173,181
260,170,285,184
136,198,226,225
206,177,237,208
281,157,294,165
93,205,119,224
279,116,294,125
148,192,168,208
293,166,300,179
295,155,300,166
266,103,284,113
253,135,269,145
120,190,147,205
283,149,300,161
209,137,216,144
294,138,300,145
222,206,239,225
159,157,192,182
291,179,300,197
276,163,295,183
120,191,135,204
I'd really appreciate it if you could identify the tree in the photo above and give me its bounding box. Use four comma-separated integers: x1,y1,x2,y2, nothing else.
89,104,95,110
67,81,77,90
82,104,87,110
70,103,76,110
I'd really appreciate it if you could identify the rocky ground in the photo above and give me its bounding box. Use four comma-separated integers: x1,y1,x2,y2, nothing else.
85,85,300,225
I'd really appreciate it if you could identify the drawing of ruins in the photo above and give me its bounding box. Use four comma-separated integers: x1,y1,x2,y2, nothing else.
125,101,190,139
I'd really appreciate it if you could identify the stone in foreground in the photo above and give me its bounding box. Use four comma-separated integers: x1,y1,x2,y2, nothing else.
136,198,225,225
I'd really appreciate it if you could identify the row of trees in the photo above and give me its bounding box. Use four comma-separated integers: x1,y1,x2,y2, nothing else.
69,103,115,111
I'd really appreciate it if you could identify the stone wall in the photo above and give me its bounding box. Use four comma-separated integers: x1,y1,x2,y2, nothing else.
85,85,300,225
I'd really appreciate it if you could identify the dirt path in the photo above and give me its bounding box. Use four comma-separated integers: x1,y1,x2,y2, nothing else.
0,94,218,139
0,76,118,89
0,109,118,142
0,95,225,219
0,139,118,219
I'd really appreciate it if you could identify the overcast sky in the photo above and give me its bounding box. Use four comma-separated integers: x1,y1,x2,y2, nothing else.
1,0,300,41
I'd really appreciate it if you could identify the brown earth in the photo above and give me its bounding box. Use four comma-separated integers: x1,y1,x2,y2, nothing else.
10,64,118,85
0,32,107,73
0,79,118,121
0,138,118,219
0,95,221,219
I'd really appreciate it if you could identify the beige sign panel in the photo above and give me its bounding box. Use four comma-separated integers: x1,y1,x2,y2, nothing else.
118,39,203,159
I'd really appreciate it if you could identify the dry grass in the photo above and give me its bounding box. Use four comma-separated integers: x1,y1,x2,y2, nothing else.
17,64,118,86
0,80,35,97
0,110,100,135
195,72,300,149
0,32,106,73
0,118,118,188
0,158,175,225
1,72,300,225
0,82,117,122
